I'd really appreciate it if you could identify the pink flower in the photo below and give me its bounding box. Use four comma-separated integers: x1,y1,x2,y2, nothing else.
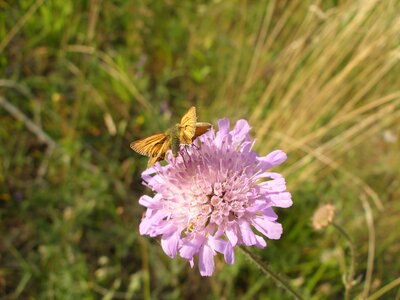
139,118,292,276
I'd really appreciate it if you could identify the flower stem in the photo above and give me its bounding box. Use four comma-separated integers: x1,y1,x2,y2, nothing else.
239,246,304,300
332,222,356,300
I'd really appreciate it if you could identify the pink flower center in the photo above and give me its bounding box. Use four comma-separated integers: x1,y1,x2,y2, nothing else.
184,169,254,233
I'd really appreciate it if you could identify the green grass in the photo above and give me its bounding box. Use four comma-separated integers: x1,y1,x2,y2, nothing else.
1,0,400,299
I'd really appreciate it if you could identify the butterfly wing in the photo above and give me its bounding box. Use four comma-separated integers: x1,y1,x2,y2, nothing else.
192,122,212,141
147,138,171,167
130,133,168,157
179,106,197,144
147,156,161,167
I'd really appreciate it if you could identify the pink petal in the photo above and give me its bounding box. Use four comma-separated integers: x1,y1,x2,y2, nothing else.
262,207,278,220
215,118,231,146
266,150,287,165
224,243,235,264
225,226,238,246
161,232,180,257
148,210,167,225
252,216,283,240
209,238,226,253
239,220,257,246
141,167,156,182
231,119,251,143
246,199,270,213
139,218,153,235
257,150,287,170
240,141,255,153
255,235,267,248
259,178,287,193
208,237,234,264
218,118,230,133
157,223,177,235
199,245,215,277
139,210,166,235
138,195,161,209
180,236,205,260
268,192,293,208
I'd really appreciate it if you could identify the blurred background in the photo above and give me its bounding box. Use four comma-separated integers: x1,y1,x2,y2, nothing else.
1,0,399,299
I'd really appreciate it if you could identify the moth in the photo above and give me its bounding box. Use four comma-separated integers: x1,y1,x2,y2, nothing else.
130,106,212,167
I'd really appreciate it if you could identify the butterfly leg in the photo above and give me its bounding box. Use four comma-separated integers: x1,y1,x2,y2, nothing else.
192,142,200,150
184,145,196,163
179,148,189,168
190,142,206,161
183,145,191,156
170,155,177,166
181,153,188,168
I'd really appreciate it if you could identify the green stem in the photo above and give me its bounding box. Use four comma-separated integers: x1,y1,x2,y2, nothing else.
332,222,356,300
138,237,151,300
366,277,400,300
239,246,304,300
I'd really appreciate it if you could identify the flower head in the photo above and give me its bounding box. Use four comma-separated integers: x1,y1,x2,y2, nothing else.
312,204,336,230
139,118,292,276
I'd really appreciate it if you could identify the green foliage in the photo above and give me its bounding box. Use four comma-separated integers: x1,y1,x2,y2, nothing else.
1,0,399,299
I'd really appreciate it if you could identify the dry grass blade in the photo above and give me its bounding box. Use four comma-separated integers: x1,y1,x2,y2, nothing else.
270,131,384,210
248,1,399,146
65,45,151,110
360,194,376,299
0,96,56,148
0,0,46,53
283,101,399,178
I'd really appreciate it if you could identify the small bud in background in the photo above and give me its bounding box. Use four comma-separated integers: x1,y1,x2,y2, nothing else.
312,204,336,230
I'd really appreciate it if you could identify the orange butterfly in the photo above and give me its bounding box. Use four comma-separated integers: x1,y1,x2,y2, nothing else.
130,107,212,167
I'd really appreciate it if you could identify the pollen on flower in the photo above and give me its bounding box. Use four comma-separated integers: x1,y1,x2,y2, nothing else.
138,118,293,276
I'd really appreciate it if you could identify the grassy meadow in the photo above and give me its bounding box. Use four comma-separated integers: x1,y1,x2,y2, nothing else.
1,0,400,299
